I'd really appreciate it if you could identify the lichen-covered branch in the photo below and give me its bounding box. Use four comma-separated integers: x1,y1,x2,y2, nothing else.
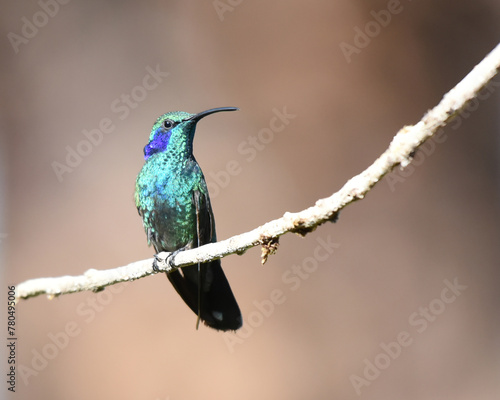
16,43,500,301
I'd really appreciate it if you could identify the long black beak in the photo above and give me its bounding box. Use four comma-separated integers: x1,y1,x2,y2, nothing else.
187,107,239,122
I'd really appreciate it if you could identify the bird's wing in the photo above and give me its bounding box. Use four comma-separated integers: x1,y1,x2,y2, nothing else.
167,189,242,331
164,189,213,323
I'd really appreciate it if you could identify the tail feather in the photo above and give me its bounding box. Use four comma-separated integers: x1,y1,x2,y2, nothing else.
166,259,242,331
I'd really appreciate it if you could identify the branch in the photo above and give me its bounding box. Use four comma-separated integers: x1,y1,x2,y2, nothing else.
16,43,500,301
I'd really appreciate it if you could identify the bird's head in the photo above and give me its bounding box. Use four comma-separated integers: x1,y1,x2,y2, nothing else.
143,107,238,160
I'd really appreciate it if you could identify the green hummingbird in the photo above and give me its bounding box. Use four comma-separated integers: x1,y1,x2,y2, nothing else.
135,107,242,331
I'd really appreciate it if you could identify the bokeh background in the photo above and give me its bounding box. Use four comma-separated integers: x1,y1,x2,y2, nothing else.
1,1,500,399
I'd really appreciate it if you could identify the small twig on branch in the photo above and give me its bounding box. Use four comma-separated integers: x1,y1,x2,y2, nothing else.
16,43,500,301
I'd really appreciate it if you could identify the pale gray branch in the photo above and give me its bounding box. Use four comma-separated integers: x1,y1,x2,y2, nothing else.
16,43,500,301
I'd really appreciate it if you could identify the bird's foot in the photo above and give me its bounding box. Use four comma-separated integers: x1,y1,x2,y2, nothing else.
153,253,167,272
165,249,182,271
153,250,182,273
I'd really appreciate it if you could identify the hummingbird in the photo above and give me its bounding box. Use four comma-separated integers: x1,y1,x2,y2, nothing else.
135,107,242,331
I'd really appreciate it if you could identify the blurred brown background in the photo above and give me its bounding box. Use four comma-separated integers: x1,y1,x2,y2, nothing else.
1,1,500,399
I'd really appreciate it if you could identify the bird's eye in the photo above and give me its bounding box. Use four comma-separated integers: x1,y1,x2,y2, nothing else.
163,119,174,129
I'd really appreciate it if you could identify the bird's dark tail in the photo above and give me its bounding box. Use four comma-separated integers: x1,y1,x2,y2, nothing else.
166,259,242,331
